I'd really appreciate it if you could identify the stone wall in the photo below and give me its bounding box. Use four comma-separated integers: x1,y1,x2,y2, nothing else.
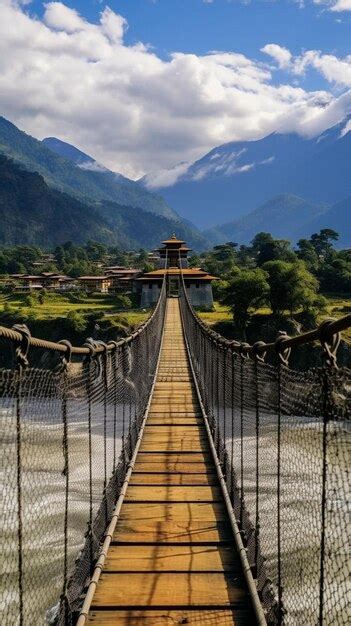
141,283,161,308
186,283,213,308
141,281,214,308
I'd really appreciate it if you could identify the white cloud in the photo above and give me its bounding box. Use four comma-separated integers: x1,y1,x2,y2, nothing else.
43,2,88,32
78,160,108,173
313,0,351,10
143,162,191,188
330,0,351,11
0,1,350,182
293,51,351,87
263,43,351,88
261,44,292,69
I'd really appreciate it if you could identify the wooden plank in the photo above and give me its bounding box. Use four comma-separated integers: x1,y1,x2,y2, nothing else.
103,545,239,572
147,418,203,425
86,608,247,625
139,442,210,453
133,462,214,474
129,473,219,486
125,486,223,502
148,411,203,417
119,502,228,522
112,520,234,544
91,573,248,607
149,404,199,411
144,426,205,434
136,452,213,464
141,434,208,443
153,383,194,389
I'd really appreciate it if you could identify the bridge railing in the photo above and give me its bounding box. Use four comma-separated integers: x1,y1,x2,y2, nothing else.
179,276,350,625
0,279,166,626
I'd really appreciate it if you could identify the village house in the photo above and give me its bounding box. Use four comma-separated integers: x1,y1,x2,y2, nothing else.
77,276,112,293
138,235,217,308
10,272,74,291
104,267,141,292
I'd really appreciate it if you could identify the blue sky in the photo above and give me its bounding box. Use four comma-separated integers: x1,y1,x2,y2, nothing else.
0,0,350,179
27,0,351,61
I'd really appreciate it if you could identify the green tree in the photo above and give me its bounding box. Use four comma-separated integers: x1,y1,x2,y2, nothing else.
263,260,320,317
296,239,320,272
203,243,238,277
224,268,269,337
310,229,339,259
318,256,351,293
66,310,87,332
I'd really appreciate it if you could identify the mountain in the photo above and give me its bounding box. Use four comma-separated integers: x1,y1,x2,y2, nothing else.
0,155,208,250
204,194,329,245
204,193,351,248
299,197,351,249
42,137,100,167
96,202,208,251
42,136,131,185
0,116,178,220
0,155,116,247
151,116,351,228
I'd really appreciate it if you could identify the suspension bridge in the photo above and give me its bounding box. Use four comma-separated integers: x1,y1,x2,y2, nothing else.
0,269,350,626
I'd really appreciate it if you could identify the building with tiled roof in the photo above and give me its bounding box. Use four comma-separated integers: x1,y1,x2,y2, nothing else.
139,235,217,308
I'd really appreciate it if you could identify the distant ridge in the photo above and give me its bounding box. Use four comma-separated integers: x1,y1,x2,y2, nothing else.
204,193,351,248
150,115,351,228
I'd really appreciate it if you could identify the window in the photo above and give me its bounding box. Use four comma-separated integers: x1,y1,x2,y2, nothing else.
196,282,200,288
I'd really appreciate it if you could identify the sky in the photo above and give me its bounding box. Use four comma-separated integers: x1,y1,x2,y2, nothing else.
0,0,350,183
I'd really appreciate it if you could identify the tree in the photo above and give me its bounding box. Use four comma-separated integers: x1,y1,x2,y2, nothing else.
250,232,296,265
296,239,320,272
86,241,107,262
188,253,201,268
310,229,339,259
263,260,321,318
318,256,351,293
203,243,238,277
224,268,269,337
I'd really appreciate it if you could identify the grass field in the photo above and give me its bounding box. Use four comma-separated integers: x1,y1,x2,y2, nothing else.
0,292,150,327
197,295,351,342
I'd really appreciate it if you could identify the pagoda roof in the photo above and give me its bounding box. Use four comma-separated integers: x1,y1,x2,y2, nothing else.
158,246,191,253
161,234,186,245
138,268,217,280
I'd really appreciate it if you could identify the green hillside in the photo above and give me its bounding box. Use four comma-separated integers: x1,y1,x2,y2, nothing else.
0,116,177,220
0,155,208,249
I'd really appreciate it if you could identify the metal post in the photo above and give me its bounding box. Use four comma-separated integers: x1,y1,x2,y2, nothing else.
15,377,24,625
231,348,235,500
83,342,95,572
318,323,340,625
58,339,72,619
254,358,260,577
12,324,30,626
240,355,244,529
222,345,227,469
277,361,283,624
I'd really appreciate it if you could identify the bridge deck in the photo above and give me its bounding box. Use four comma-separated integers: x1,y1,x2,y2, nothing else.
86,299,256,625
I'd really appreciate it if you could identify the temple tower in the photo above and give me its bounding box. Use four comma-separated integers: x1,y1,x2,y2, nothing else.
139,235,216,308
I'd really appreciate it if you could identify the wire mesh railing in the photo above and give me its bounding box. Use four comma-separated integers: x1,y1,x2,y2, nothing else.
0,279,166,626
179,276,350,625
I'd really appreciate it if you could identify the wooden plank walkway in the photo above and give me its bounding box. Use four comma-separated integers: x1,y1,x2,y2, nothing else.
86,298,256,625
